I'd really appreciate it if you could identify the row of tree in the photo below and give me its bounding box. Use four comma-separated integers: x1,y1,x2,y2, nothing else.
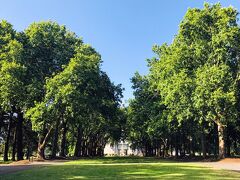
127,3,240,159
1,3,239,162
0,20,123,161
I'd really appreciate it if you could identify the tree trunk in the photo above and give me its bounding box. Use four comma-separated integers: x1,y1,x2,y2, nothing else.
37,142,45,160
16,112,24,161
60,121,67,157
175,134,179,158
225,125,231,157
26,144,30,160
165,140,169,157
87,140,91,157
217,122,225,159
12,127,17,161
214,123,218,158
157,143,161,157
162,144,165,158
192,144,195,157
74,126,82,157
37,127,53,160
82,140,87,157
189,136,193,157
51,119,60,159
201,127,206,159
226,140,231,157
4,113,13,161
0,112,4,131
175,147,178,158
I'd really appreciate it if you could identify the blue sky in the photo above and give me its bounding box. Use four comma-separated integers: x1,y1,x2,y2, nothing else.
0,0,239,103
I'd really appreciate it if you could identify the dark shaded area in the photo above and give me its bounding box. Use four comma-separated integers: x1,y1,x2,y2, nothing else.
0,165,40,175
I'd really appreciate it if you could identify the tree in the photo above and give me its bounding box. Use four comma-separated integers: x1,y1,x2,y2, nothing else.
22,22,82,160
148,3,240,159
26,44,123,159
194,64,235,158
21,21,82,106
0,20,27,160
127,72,167,156
0,20,124,161
0,61,26,161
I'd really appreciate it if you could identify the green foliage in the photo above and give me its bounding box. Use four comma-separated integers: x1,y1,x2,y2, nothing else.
128,3,240,157
0,20,124,160
25,40,123,155
194,64,235,123
127,72,167,152
149,3,239,125
22,21,82,107
0,60,26,112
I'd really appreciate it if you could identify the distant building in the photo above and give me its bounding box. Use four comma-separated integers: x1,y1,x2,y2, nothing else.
104,141,143,156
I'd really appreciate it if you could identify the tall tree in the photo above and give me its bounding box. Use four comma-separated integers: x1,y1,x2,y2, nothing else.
0,61,26,161
148,3,240,159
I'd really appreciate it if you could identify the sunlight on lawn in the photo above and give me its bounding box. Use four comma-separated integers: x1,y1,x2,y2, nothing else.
2,158,240,180
67,176,86,179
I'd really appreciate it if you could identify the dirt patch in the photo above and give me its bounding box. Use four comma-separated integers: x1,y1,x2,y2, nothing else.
219,158,240,163
197,158,240,172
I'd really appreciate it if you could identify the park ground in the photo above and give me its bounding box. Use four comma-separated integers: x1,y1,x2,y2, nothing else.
0,157,240,179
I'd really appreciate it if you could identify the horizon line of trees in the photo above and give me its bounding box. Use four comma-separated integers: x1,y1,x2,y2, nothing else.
1,3,240,162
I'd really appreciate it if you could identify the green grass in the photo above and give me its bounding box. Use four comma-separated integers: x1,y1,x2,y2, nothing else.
65,156,170,164
0,156,12,164
1,157,240,179
0,161,12,164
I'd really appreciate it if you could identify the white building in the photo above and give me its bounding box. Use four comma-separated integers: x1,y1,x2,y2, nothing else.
104,141,143,156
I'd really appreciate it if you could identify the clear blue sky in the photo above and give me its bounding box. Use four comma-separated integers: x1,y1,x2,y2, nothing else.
0,0,239,103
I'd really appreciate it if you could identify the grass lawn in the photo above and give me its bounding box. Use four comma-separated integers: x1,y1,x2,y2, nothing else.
0,157,12,164
0,161,12,164
1,157,240,179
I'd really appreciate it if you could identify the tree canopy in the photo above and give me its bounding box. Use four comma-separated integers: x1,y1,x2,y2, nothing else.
1,3,240,161
0,20,123,160
128,3,240,159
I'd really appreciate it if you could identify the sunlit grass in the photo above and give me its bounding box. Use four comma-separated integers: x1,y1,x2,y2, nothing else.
0,156,12,164
0,161,12,164
65,156,170,164
2,157,240,180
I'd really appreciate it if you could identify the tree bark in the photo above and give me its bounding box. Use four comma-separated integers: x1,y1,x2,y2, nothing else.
60,121,67,157
16,112,24,161
74,125,82,157
37,142,45,160
225,125,231,157
4,113,13,161
213,123,218,158
157,144,161,157
217,122,225,159
82,139,87,157
201,127,206,159
26,144,30,160
37,127,53,160
51,119,60,159
175,134,179,158
12,126,17,161
189,136,194,157
0,111,4,132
